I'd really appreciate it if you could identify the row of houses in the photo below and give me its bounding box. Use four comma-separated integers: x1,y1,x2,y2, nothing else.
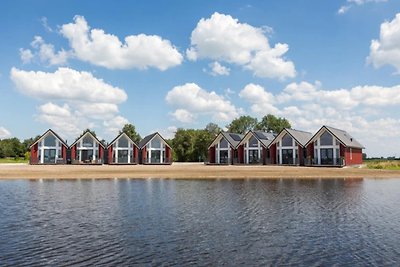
208,125,364,167
30,130,172,165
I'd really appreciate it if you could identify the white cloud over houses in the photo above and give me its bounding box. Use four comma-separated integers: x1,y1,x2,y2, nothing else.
60,15,183,70
338,0,388,14
165,82,242,123
368,13,400,73
187,12,296,79
10,67,129,140
239,81,400,157
0,127,11,139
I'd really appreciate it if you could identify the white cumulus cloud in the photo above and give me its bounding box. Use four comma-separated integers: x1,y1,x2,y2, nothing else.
0,127,11,139
208,61,230,76
186,12,296,79
60,15,183,70
165,82,242,123
368,13,400,73
170,109,195,123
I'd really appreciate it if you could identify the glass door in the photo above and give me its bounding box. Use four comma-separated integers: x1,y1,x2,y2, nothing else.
320,148,334,165
44,149,56,163
282,149,293,164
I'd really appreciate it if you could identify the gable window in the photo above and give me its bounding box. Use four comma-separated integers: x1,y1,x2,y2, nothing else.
44,134,56,147
320,131,333,146
282,134,292,147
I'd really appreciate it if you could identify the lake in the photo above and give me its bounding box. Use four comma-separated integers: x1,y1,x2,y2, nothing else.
1,178,400,266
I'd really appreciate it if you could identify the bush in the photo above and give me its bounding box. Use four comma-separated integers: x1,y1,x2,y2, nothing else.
24,151,30,161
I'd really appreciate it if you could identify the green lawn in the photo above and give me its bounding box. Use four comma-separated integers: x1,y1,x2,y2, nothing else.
365,160,400,170
0,158,29,164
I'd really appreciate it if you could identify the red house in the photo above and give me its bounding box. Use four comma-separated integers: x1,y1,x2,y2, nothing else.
268,128,312,166
29,129,68,164
236,131,276,164
138,132,172,164
70,130,105,164
107,132,139,164
207,132,243,164
305,125,364,166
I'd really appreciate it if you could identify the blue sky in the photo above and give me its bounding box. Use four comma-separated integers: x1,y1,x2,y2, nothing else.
0,0,400,157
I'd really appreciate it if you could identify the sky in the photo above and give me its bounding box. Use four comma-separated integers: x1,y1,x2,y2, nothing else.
0,0,400,157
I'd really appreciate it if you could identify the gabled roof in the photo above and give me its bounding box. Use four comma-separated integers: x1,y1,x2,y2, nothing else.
268,128,312,148
107,132,139,149
138,132,171,149
29,129,68,148
238,130,276,148
208,132,244,149
70,130,105,148
306,125,364,149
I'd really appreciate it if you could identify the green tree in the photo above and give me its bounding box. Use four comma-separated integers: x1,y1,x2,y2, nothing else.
22,135,40,153
172,128,195,162
255,114,291,133
226,116,258,134
193,130,213,162
120,123,141,144
205,122,221,137
0,138,23,158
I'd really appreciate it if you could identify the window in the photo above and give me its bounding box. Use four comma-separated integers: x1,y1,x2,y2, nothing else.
320,131,333,146
249,136,258,147
118,136,129,148
151,137,161,148
44,134,56,147
282,134,292,147
219,138,228,148
82,136,94,147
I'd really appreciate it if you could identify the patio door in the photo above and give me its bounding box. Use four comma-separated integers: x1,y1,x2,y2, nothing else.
44,149,56,164
282,149,293,164
320,148,334,165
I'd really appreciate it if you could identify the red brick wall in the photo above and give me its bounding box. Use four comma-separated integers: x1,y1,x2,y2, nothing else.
208,146,215,163
166,146,172,163
270,143,276,164
142,147,147,163
134,147,139,163
306,143,314,159
71,145,76,160
345,148,363,165
238,145,244,164
108,146,113,164
30,143,38,164
62,145,67,160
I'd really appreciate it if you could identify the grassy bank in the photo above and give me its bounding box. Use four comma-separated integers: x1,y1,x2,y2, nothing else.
366,160,400,170
0,158,28,164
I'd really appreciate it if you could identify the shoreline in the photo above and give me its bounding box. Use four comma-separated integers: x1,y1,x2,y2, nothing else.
0,163,400,180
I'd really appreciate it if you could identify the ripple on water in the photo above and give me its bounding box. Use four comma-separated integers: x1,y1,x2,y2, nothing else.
1,178,400,266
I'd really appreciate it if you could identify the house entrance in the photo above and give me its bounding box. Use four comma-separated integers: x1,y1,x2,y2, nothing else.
320,148,334,165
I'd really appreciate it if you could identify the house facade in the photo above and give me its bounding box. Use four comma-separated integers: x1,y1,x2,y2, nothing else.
30,129,68,164
269,129,312,166
237,131,276,164
305,126,364,166
107,132,139,164
207,132,243,164
139,132,172,164
70,131,105,164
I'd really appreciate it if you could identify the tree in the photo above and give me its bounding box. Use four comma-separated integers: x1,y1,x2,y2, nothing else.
226,116,258,134
205,122,221,137
76,129,96,140
255,114,291,133
120,124,141,144
22,135,40,153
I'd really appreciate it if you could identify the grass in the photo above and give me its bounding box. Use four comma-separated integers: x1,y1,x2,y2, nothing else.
0,157,29,164
365,160,400,170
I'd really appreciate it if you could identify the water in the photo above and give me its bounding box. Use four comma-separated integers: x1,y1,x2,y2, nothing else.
1,178,400,266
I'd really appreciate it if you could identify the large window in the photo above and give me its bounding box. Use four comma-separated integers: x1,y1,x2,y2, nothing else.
151,137,162,148
44,135,56,147
282,134,292,147
44,149,56,163
320,132,333,146
219,138,228,148
118,150,129,163
82,136,94,147
219,150,229,163
320,148,334,165
249,136,258,147
282,149,293,164
118,136,129,148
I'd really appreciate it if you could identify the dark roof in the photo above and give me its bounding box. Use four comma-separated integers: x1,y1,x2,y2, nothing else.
138,132,171,149
70,130,105,148
268,128,312,148
221,132,244,148
107,132,138,149
238,130,276,148
29,129,68,148
305,125,364,149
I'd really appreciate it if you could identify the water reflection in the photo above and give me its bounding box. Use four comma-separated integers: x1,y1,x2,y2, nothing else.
0,178,400,266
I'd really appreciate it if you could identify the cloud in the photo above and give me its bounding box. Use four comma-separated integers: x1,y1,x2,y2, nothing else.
30,36,70,66
239,81,400,157
165,82,242,123
0,127,11,139
41,17,53,32
60,15,183,70
11,67,129,140
170,109,195,123
338,0,388,14
10,67,127,103
208,61,230,76
150,126,177,140
187,12,296,79
19,48,34,64
368,13,400,73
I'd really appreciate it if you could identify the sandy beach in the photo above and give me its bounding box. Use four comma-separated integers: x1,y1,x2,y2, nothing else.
0,163,399,179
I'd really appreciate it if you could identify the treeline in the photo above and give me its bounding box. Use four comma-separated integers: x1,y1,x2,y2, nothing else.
171,114,291,162
0,114,291,162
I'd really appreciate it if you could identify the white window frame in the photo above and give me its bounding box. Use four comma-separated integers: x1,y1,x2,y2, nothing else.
38,132,62,164
314,131,340,165
277,133,298,164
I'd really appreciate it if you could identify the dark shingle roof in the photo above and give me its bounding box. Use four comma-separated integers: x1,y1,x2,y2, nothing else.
253,131,276,147
221,132,244,148
29,129,68,148
285,128,313,147
324,126,364,149
138,132,171,149
107,132,138,149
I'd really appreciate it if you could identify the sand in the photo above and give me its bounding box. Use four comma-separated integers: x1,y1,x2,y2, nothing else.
0,162,399,179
